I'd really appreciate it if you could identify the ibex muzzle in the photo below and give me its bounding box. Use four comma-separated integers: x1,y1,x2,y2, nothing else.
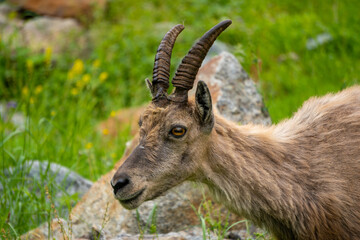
111,20,232,209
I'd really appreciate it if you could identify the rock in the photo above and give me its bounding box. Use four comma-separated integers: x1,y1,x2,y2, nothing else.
113,227,245,240
8,0,106,19
0,2,19,16
193,52,271,125
203,40,232,65
21,218,70,240
22,16,85,54
306,32,333,50
23,223,251,240
0,12,87,56
22,52,270,239
1,160,93,215
0,101,26,129
0,3,24,46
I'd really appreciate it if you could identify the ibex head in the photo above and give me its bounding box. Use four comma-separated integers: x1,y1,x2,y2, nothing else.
111,20,232,209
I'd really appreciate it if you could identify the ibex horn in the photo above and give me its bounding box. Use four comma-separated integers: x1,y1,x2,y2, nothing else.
170,20,232,102
151,24,185,101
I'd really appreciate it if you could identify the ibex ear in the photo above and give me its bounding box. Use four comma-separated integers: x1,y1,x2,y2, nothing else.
195,81,214,133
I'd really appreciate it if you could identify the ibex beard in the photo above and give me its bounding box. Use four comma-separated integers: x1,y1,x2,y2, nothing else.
111,20,360,240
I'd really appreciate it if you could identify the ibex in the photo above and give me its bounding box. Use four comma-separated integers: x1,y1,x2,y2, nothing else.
111,20,360,240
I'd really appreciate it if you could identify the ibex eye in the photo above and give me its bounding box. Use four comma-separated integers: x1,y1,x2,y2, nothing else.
170,126,186,138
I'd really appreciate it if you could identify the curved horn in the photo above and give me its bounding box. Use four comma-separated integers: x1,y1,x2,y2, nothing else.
170,20,232,102
151,24,185,100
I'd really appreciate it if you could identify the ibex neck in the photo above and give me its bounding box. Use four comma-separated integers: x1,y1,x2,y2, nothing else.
199,115,307,236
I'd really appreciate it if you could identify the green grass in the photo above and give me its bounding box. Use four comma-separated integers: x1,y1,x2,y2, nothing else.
1,0,360,237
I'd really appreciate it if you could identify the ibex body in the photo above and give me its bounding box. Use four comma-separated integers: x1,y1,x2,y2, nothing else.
111,20,360,240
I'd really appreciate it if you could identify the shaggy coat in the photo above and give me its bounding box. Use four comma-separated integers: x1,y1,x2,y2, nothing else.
201,86,360,239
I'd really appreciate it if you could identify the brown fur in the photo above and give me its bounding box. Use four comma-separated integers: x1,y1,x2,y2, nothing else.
112,86,360,240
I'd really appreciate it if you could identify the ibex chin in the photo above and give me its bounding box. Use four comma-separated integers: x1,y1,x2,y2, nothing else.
111,20,360,240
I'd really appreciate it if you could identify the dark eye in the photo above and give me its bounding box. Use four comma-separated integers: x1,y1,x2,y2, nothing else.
138,119,143,127
170,126,186,138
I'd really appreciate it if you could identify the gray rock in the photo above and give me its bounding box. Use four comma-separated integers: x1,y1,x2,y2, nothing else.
306,32,333,50
0,2,19,20
0,3,24,46
1,160,93,213
109,227,263,240
0,2,18,15
22,16,84,54
113,227,221,240
0,12,87,56
194,51,271,125
203,40,232,65
0,102,26,129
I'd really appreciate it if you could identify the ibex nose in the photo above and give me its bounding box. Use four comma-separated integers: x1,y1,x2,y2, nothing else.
111,173,130,195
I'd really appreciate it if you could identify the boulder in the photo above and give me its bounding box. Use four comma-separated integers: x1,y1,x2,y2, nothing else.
203,40,232,65
0,12,87,56
1,160,93,223
0,3,24,46
8,0,106,19
0,101,25,130
22,16,85,54
306,32,333,50
113,228,252,240
194,51,271,125
22,52,271,239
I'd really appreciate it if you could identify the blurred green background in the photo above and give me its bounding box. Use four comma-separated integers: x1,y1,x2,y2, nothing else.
1,0,359,237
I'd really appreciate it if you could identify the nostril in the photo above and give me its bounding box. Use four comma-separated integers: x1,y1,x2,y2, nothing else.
112,175,130,195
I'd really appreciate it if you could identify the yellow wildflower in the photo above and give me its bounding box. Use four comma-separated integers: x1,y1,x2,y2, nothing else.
71,59,84,75
22,86,29,96
102,128,109,135
35,85,43,94
26,59,34,73
67,71,74,80
8,11,17,20
111,153,117,159
71,88,79,96
45,47,52,66
110,111,116,117
51,110,56,116
85,142,93,149
82,74,91,84
92,60,100,68
76,80,84,88
30,97,35,104
99,72,108,82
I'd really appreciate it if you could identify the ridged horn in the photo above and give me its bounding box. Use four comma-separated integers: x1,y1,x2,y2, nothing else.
151,24,185,100
170,20,232,102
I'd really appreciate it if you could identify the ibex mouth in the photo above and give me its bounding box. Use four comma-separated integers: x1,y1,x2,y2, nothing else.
117,188,145,208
